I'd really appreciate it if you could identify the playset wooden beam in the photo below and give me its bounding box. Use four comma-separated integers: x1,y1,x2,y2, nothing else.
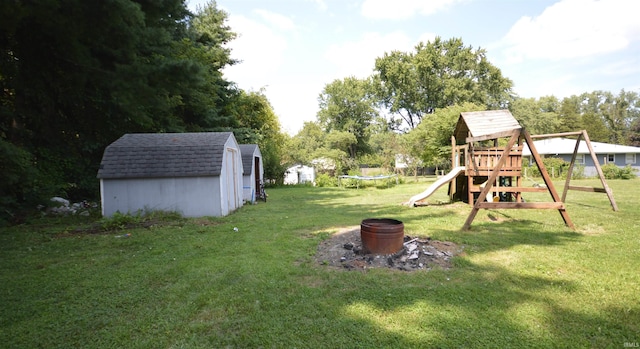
532,130,617,211
462,129,575,230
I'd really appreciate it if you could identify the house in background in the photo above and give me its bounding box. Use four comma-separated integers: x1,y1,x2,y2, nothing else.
97,132,244,217
284,164,315,185
523,138,640,177
239,144,263,203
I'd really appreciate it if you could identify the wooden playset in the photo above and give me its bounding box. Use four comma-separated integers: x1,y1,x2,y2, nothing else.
444,110,616,230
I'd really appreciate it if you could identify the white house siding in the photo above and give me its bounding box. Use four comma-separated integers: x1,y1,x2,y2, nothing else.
100,176,220,217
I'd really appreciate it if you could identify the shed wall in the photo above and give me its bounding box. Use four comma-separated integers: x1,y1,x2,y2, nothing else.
100,176,222,217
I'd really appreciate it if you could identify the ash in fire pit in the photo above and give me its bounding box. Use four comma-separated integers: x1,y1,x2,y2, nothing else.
315,227,464,271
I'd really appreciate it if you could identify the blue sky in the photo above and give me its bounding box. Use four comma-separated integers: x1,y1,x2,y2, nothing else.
186,0,640,135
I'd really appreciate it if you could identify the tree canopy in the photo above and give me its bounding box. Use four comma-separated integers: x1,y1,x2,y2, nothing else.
317,77,378,159
0,1,286,220
374,37,514,131
305,36,639,178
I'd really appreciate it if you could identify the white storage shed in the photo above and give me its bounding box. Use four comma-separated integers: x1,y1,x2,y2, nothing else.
97,132,244,217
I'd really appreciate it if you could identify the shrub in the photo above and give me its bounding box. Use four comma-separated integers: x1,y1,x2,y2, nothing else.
524,157,577,179
601,164,637,179
98,209,184,231
570,164,586,179
100,211,139,231
0,139,41,225
315,173,338,187
619,165,638,179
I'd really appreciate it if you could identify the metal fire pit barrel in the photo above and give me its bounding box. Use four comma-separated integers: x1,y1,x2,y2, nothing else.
360,218,404,254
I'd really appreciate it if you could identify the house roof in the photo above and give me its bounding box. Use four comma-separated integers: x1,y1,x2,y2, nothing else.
523,137,640,156
97,132,235,179
239,144,260,174
454,110,522,143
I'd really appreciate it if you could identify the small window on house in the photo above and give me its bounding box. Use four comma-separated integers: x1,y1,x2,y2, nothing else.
626,153,636,164
607,154,615,163
575,154,585,165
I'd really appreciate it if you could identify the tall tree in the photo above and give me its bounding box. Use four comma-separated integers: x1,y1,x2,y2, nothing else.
317,77,377,158
228,89,287,183
581,111,610,142
285,122,325,166
580,90,640,144
558,95,583,133
174,1,239,131
510,96,560,135
0,0,240,212
629,118,640,146
374,37,513,131
406,102,485,169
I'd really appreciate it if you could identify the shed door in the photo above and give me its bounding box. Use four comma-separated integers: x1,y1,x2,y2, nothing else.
254,156,261,190
226,148,239,211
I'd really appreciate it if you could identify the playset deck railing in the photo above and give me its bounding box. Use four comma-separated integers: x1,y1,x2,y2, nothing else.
466,145,523,177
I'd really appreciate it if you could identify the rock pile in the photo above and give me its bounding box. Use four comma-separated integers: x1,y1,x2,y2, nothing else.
44,197,95,216
315,228,463,272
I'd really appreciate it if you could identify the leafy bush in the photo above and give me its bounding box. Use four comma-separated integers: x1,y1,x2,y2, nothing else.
314,173,337,187
98,209,184,231
0,139,41,224
542,158,568,178
524,157,575,179
99,212,139,231
601,164,637,179
570,164,586,179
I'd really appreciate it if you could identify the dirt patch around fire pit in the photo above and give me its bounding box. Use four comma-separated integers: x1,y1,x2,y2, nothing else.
315,227,464,272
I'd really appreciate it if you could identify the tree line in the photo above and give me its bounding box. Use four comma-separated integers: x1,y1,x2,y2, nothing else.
0,1,286,222
2,1,638,221
285,37,640,176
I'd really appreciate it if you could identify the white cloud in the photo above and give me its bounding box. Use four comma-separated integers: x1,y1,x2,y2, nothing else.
223,15,288,89
268,81,325,135
598,59,640,77
308,0,328,12
501,0,640,63
323,31,422,79
361,0,460,20
254,9,296,31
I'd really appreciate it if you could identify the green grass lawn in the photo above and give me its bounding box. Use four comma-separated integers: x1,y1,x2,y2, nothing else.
1,177,639,348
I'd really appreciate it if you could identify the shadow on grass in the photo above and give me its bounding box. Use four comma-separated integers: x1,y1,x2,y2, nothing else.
449,219,582,253
4,186,633,348
315,260,638,348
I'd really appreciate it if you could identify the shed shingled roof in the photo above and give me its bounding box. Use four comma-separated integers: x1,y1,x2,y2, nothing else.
239,144,259,174
97,132,234,179
454,110,522,143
